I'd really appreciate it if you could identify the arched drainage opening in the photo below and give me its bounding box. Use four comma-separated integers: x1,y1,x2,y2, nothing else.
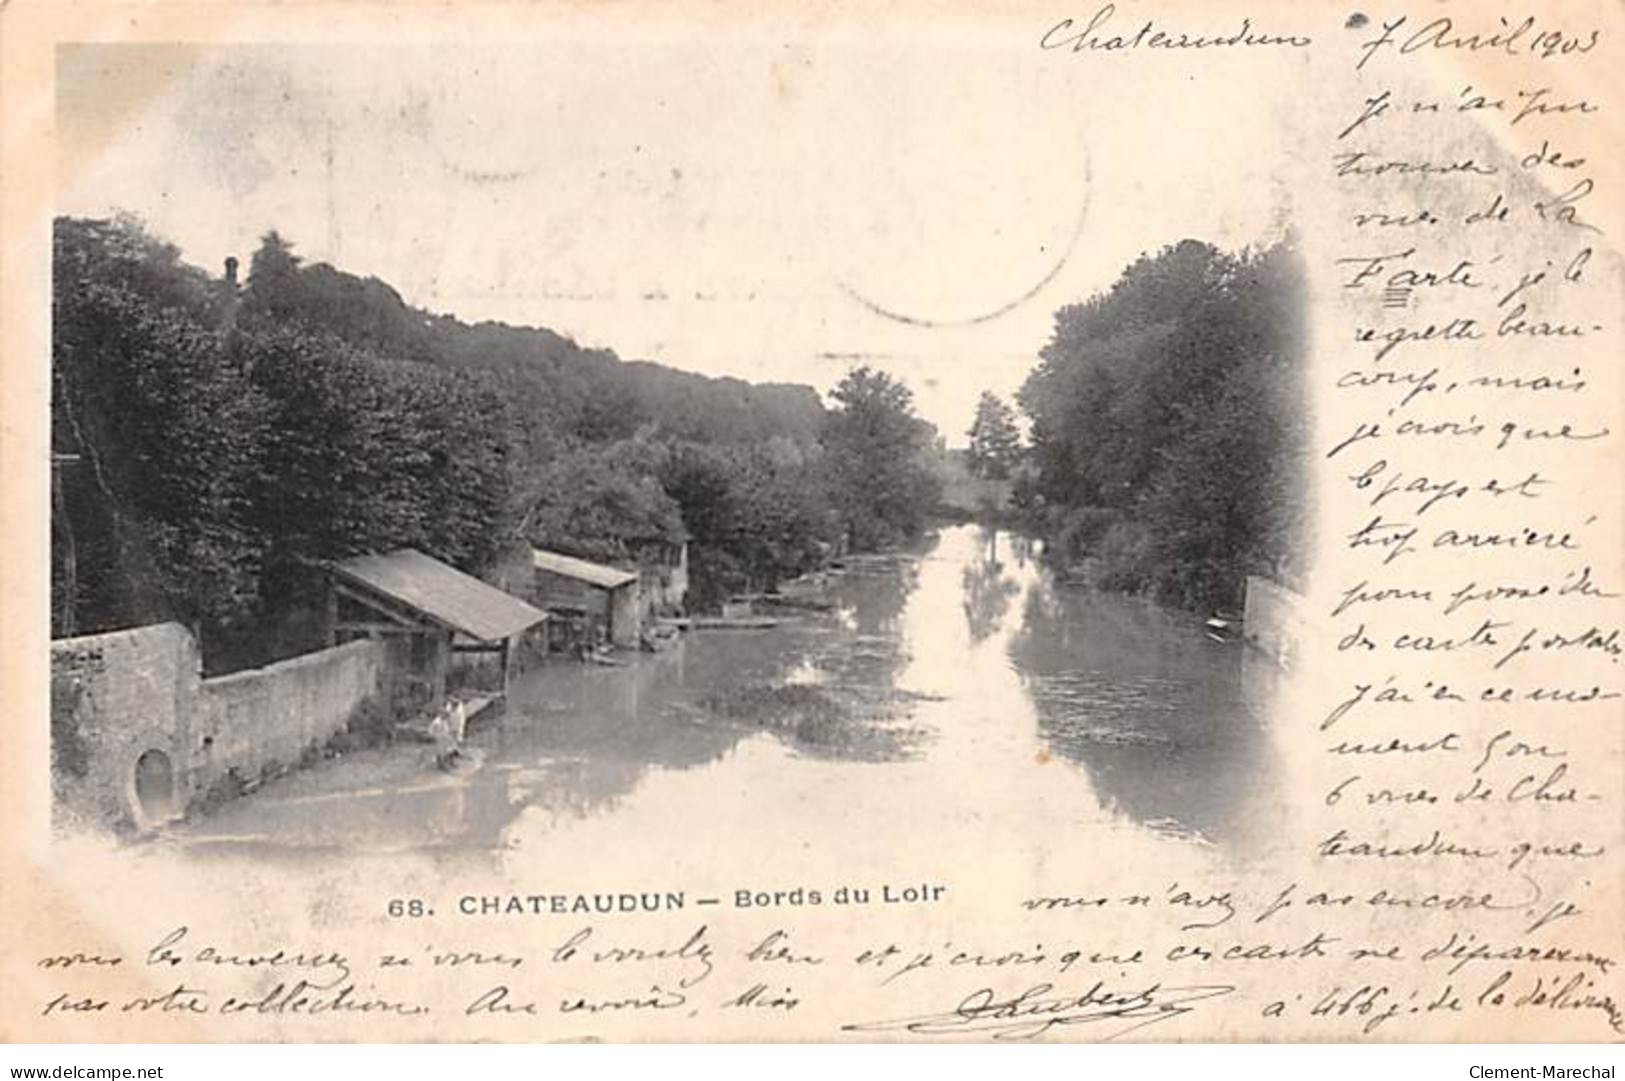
133,749,177,825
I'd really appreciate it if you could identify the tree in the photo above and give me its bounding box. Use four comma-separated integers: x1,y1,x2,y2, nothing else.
242,230,305,323
241,321,517,571
52,217,269,637
523,442,686,564
1015,236,1307,610
966,391,1021,479
653,440,834,609
820,367,941,551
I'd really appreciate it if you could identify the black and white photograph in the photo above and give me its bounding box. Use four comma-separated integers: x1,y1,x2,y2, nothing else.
46,38,1307,857
4,0,1622,1053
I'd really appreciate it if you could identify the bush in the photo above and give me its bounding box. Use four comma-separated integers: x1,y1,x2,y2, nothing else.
328,689,411,752
1056,506,1120,562
1094,520,1157,594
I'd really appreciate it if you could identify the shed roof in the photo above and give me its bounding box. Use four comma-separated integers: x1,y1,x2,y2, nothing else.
332,549,545,642
532,548,639,590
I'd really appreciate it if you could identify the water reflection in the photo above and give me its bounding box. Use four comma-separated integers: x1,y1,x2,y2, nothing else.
961,529,1020,643
812,553,917,692
1006,553,1279,847
174,523,1279,859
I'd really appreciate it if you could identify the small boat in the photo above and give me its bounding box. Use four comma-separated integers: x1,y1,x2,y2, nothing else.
756,593,835,612
640,624,682,652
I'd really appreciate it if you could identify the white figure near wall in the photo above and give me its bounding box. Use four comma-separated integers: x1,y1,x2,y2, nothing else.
449,698,467,743
429,697,468,770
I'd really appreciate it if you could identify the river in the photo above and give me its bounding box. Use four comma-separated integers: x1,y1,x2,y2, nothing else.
173,524,1285,866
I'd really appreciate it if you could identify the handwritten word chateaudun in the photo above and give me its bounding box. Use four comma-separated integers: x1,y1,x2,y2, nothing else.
1040,4,1310,54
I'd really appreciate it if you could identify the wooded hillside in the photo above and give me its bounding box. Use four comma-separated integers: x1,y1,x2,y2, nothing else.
52,216,941,666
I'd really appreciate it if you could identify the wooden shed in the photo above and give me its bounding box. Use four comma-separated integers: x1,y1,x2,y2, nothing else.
328,548,546,706
531,548,641,649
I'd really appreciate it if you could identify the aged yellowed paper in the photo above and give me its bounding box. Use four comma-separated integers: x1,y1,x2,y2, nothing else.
2,0,1621,1044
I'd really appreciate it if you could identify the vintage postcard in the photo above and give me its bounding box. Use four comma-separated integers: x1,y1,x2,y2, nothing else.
1,0,1621,1045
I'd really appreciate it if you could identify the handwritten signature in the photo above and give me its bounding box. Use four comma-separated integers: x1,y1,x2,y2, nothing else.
841,980,1236,1041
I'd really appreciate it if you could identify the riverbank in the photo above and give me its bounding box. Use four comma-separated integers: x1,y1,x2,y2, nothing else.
164,525,1278,858
1010,503,1295,618
182,685,495,824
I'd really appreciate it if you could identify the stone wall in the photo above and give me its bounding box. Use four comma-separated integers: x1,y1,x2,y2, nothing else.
50,623,200,833
637,543,689,614
195,638,384,797
50,623,385,833
607,583,639,647
1243,575,1312,669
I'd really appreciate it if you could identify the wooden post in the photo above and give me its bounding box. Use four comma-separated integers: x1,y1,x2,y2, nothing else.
500,635,514,699
431,630,449,708
51,459,76,637
325,577,339,647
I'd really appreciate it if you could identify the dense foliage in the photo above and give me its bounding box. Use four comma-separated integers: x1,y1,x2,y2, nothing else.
658,439,837,609
1016,237,1308,611
820,367,943,552
53,218,525,664
52,216,941,664
53,217,269,638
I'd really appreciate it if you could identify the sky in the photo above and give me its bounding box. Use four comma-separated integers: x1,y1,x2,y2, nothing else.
55,21,1298,435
